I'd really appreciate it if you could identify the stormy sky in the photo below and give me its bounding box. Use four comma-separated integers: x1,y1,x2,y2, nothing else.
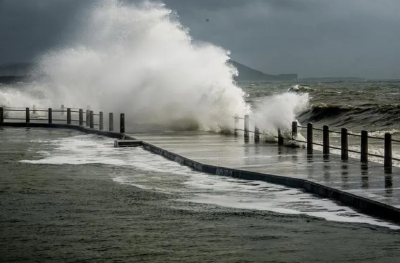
1,0,399,79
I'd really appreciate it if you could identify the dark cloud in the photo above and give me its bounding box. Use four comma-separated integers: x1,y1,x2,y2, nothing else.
0,0,399,78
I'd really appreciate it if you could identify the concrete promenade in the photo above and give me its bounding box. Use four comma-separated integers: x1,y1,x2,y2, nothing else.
2,116,400,224
135,131,400,221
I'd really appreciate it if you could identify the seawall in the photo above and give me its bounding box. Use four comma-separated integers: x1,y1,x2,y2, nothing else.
1,122,400,225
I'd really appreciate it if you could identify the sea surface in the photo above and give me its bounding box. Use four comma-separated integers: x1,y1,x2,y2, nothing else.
241,80,400,131
1,128,400,262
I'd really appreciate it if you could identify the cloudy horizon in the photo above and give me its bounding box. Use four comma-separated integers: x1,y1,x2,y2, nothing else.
1,0,399,79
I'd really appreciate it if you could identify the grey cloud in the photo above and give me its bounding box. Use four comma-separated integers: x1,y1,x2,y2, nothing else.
0,0,399,78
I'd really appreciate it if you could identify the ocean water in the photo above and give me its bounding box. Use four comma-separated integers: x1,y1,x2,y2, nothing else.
1,128,400,262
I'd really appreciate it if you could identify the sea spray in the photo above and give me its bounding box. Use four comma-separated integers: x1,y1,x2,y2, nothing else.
0,0,310,135
250,92,310,134
31,0,249,131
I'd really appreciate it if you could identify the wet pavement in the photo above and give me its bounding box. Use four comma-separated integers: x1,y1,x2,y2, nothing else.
133,131,400,209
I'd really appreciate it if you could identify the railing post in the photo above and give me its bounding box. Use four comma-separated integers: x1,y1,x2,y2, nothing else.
67,108,71,124
120,113,125,133
109,113,114,132
234,115,239,137
26,107,30,123
86,110,89,127
79,109,83,125
99,111,103,130
292,121,298,139
244,115,249,140
360,130,368,163
278,128,284,146
254,126,260,143
0,107,3,124
33,105,36,114
384,133,392,173
323,125,329,155
90,111,94,129
48,108,52,124
341,128,348,160
61,105,65,115
307,123,313,154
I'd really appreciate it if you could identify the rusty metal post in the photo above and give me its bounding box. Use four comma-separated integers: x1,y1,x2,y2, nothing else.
99,111,103,130
278,128,284,146
341,128,348,161
307,123,313,154
0,107,3,124
79,109,83,126
109,113,114,132
234,115,239,137
244,115,249,140
90,111,94,129
26,107,30,123
360,130,368,163
384,133,392,173
323,125,329,155
254,126,260,143
292,121,298,139
67,108,71,124
120,113,125,133
48,108,52,124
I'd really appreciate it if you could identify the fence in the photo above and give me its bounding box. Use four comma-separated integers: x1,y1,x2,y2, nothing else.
0,105,126,134
234,115,396,173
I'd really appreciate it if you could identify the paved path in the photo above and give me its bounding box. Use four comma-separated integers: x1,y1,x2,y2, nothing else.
133,131,400,210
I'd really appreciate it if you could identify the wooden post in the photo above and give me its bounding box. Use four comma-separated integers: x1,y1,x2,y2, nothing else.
99,111,103,130
86,110,89,127
67,108,71,124
48,108,52,124
109,113,114,132
254,126,260,143
278,128,284,146
292,121,298,139
384,133,392,173
79,109,83,126
341,128,348,160
307,123,313,154
244,115,249,139
360,130,368,163
61,105,65,115
0,107,3,124
323,125,329,155
90,111,94,129
120,113,125,133
234,115,239,137
26,107,30,123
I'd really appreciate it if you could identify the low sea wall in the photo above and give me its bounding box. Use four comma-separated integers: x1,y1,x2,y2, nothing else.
1,120,400,225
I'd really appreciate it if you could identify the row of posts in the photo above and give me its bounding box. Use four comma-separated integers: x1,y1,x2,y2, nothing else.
299,123,393,173
233,114,281,145
0,107,126,134
233,115,393,173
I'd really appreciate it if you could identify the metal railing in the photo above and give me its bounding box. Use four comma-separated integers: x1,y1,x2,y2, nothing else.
0,105,125,133
233,115,396,173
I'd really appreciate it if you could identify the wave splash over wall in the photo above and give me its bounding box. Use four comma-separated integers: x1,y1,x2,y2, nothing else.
0,0,310,134
33,0,249,131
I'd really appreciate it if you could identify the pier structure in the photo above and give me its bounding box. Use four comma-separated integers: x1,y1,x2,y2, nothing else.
1,106,400,224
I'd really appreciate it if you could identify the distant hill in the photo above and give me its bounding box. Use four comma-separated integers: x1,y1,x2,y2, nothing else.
229,60,298,81
0,61,298,84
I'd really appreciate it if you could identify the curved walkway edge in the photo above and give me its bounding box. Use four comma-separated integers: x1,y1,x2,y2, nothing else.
2,122,400,225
